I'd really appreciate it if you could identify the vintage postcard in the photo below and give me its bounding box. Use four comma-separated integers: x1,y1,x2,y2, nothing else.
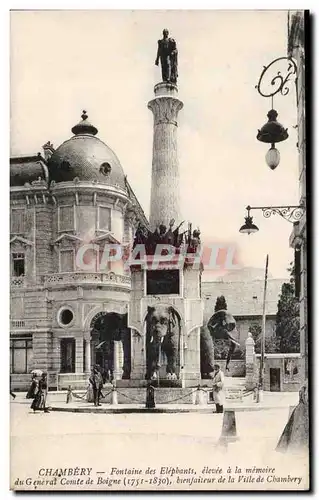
10,9,309,491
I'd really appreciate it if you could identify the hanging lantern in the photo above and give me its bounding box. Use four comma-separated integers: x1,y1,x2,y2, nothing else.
257,109,288,169
239,215,259,235
257,109,288,145
265,144,280,170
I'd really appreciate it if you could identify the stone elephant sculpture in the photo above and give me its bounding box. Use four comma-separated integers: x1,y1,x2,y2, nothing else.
207,309,240,371
200,326,215,379
145,305,181,380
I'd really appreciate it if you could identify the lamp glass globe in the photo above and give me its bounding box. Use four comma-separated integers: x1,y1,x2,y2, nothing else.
265,146,280,170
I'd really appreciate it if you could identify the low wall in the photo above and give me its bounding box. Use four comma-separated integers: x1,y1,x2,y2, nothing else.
99,388,196,405
10,374,30,391
215,360,245,377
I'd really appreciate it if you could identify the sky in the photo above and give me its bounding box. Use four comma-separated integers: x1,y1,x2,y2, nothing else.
10,10,300,279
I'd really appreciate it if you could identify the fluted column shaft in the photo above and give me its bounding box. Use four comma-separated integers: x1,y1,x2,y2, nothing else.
148,83,183,230
85,338,91,374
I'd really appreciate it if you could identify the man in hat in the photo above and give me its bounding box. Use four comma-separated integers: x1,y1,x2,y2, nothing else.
211,364,225,413
89,367,103,406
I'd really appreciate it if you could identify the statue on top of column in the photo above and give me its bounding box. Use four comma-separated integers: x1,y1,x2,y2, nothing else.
155,29,178,85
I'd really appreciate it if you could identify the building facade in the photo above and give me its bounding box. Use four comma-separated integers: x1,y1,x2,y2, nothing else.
9,110,291,392
287,11,307,381
10,112,147,390
202,271,286,346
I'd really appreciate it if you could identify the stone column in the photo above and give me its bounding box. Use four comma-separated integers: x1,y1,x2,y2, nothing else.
183,327,201,386
148,82,183,230
130,331,146,381
84,337,91,374
245,332,256,390
113,340,124,380
75,337,84,373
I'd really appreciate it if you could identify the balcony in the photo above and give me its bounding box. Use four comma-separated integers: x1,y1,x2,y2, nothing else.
42,271,131,289
11,319,26,328
11,276,25,288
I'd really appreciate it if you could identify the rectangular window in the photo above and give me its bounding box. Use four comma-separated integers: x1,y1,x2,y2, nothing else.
11,208,25,234
10,337,33,374
60,249,74,272
12,253,25,277
146,270,180,295
60,338,76,373
77,206,96,234
98,206,111,231
58,205,74,232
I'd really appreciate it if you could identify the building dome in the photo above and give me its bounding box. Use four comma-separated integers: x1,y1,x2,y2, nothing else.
48,111,126,189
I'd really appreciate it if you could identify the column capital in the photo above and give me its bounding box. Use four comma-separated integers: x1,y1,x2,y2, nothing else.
148,96,183,126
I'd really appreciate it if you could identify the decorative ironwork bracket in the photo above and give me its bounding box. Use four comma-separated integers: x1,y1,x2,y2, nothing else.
246,204,305,224
256,57,298,99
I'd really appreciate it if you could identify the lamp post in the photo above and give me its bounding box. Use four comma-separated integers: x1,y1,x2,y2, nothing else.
256,57,297,169
239,204,305,399
239,204,305,234
257,254,269,403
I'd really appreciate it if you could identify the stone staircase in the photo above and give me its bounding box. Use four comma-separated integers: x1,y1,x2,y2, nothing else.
224,377,246,401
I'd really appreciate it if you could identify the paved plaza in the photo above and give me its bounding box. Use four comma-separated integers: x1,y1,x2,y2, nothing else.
10,396,308,491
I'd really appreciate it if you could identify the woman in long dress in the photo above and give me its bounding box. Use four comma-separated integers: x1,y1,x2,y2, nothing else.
31,373,49,413
26,374,38,399
30,377,40,412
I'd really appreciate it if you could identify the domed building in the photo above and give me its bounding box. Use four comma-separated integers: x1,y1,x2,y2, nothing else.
10,111,147,390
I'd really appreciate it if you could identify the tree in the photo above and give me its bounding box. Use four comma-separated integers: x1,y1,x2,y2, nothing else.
275,264,300,353
214,295,227,312
249,323,280,354
212,295,228,359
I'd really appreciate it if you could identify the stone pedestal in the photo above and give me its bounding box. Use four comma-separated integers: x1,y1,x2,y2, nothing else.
128,264,203,387
111,386,118,405
148,83,183,230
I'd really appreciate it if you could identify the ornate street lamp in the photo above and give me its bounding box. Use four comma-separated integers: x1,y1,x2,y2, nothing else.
239,204,305,233
239,207,259,235
256,57,297,169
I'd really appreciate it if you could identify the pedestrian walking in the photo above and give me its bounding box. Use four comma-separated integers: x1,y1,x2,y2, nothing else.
26,373,38,399
31,372,50,413
89,367,103,406
212,364,225,413
30,377,40,412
